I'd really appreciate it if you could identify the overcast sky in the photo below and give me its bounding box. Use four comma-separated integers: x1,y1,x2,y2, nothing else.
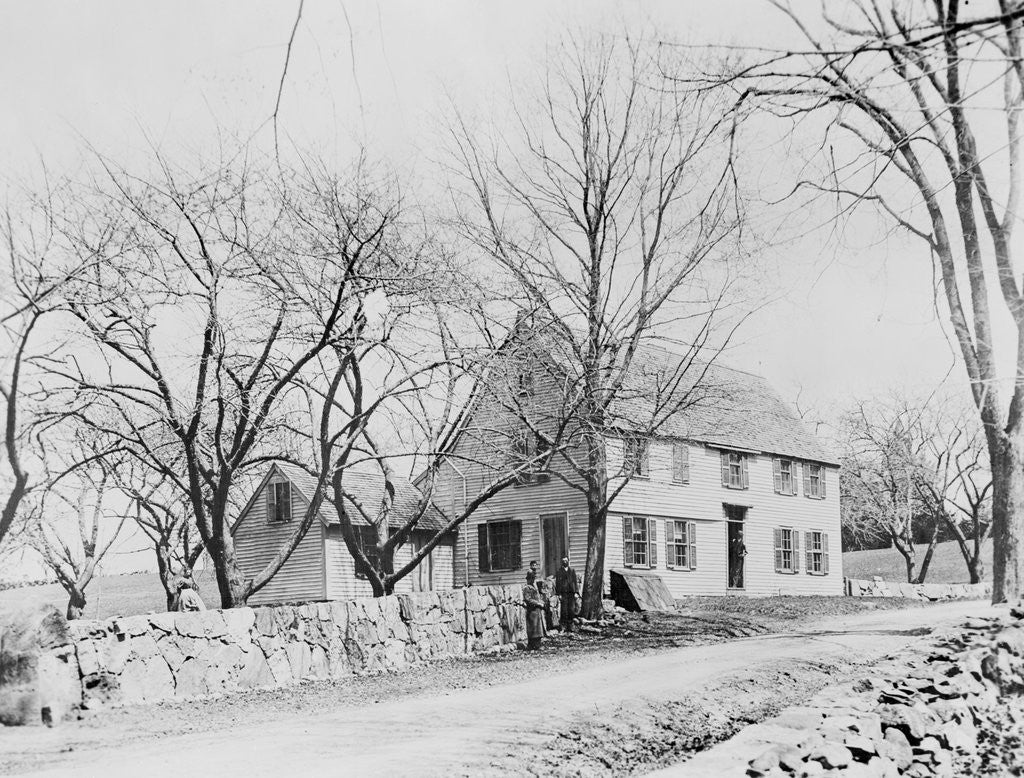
2,1,986,576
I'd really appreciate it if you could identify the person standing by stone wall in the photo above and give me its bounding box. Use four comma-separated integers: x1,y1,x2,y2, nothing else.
529,561,554,633
523,571,545,650
554,557,578,632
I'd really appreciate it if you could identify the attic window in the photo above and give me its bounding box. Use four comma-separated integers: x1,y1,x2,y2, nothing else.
267,481,291,523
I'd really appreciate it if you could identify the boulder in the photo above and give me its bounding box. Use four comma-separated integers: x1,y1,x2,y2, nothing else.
0,606,80,726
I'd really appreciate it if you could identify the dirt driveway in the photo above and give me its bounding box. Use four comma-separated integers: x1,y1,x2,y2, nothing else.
2,599,997,777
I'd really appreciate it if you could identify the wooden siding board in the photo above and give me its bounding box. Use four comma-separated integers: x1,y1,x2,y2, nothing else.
605,440,842,597
234,474,326,606
437,366,841,598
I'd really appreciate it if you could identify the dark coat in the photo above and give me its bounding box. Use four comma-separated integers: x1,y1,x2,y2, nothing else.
554,566,578,596
523,583,545,640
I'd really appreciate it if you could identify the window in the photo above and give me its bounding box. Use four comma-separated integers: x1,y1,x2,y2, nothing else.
773,458,797,495
477,519,522,572
720,451,749,489
666,520,697,570
354,526,381,579
267,481,291,523
773,527,798,574
623,516,657,568
805,531,830,575
623,438,650,478
672,443,690,485
516,370,534,397
510,429,551,485
803,463,826,499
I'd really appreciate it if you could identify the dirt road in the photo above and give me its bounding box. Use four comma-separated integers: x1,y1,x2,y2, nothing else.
3,599,996,777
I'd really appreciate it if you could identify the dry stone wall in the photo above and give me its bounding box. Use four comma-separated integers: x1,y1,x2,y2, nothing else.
742,611,1024,777
845,577,991,601
2,585,526,724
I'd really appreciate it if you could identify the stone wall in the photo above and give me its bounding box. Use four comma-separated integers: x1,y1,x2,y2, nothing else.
2,585,526,725
845,576,991,601
741,610,1024,777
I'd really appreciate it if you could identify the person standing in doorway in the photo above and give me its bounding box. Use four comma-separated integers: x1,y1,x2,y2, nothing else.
554,556,578,632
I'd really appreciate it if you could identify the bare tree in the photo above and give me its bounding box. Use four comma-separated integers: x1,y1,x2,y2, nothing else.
111,459,205,611
31,439,129,619
915,398,992,584
840,397,939,583
265,163,562,596
0,188,92,558
688,0,1024,602
448,36,746,617
47,149,409,607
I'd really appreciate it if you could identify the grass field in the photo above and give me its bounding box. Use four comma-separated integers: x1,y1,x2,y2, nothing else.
0,570,222,620
842,538,992,584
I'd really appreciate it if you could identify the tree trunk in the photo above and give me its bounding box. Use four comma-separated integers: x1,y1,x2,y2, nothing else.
66,589,86,620
581,475,608,621
154,540,177,612
914,523,941,584
989,434,1024,603
894,540,916,584
209,530,249,608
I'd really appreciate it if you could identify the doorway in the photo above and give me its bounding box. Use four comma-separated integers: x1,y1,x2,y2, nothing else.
411,534,434,592
725,505,747,589
540,512,568,577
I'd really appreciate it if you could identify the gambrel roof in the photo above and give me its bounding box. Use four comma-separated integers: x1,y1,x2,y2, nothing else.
614,349,839,465
251,462,450,533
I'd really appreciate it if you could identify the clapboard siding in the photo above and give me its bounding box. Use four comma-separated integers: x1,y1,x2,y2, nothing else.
234,473,326,606
324,529,456,599
605,439,843,596
438,355,842,598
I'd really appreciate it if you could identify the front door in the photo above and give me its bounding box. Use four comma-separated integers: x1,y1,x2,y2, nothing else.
540,513,568,577
411,535,434,592
725,505,747,589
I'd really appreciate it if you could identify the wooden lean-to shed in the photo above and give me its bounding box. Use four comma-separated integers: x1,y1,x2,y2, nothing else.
233,463,455,606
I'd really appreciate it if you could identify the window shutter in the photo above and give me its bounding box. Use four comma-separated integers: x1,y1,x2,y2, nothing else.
823,533,830,574
266,483,275,522
623,516,632,566
741,456,749,489
641,443,650,476
804,532,813,574
820,469,827,499
688,521,697,570
773,528,783,572
665,520,675,569
681,445,689,483
477,524,490,573
802,463,811,496
772,458,782,493
721,451,730,486
510,521,522,569
791,530,799,573
648,518,658,568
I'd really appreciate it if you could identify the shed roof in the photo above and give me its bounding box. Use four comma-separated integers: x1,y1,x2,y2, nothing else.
273,462,450,533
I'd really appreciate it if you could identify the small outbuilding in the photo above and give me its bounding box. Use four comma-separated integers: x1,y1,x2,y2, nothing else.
233,463,455,606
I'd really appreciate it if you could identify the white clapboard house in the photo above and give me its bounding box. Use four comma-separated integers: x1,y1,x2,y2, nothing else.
430,347,842,598
233,463,454,606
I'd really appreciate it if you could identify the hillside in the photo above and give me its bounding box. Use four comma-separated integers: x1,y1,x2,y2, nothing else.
842,539,992,584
